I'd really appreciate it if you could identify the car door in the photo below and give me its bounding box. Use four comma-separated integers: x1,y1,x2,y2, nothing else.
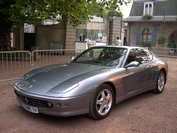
123,48,153,93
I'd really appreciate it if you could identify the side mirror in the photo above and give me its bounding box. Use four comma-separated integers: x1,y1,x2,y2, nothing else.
71,56,75,61
125,61,140,68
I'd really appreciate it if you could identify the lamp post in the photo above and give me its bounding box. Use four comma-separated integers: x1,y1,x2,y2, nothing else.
162,6,166,35
107,11,119,45
162,7,166,23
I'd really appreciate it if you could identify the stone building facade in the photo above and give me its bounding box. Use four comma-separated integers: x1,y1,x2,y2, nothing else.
123,0,177,48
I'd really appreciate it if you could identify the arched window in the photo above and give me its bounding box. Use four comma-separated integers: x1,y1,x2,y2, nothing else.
142,29,151,42
144,2,153,15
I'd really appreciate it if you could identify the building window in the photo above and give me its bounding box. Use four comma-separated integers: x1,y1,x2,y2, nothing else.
144,2,153,15
142,28,151,42
24,23,35,33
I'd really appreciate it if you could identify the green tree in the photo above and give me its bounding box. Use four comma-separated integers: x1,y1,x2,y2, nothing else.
0,0,131,50
0,0,14,50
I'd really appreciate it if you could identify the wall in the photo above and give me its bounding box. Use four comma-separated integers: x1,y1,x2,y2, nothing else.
65,25,76,49
107,16,122,45
36,23,66,50
16,18,124,50
13,29,20,50
112,17,122,44
128,22,177,47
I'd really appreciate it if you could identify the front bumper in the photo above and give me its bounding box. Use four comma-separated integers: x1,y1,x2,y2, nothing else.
14,87,92,117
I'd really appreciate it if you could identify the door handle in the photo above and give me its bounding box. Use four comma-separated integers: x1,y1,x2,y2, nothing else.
147,65,154,68
148,65,152,68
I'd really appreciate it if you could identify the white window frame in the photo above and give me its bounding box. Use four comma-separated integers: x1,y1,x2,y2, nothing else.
144,2,153,15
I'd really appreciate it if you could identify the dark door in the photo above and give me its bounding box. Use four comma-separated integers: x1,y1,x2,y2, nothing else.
24,33,35,51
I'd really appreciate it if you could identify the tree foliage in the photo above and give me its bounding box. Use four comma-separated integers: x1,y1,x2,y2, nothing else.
0,0,14,50
0,0,131,50
8,0,131,27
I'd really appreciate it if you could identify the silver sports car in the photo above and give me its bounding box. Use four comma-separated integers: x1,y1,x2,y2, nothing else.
14,46,168,119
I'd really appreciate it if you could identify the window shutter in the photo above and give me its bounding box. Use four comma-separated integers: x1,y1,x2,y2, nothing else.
136,29,141,45
151,29,157,46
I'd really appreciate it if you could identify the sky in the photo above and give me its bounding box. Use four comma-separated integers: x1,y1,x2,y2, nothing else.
120,2,133,18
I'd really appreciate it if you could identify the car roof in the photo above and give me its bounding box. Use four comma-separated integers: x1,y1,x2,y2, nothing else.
93,45,147,50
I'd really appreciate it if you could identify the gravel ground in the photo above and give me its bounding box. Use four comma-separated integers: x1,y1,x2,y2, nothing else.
0,60,177,133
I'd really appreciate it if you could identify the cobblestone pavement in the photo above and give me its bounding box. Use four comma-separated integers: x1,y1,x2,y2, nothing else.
0,60,177,133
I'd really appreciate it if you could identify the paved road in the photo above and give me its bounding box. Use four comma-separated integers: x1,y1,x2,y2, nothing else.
0,60,177,133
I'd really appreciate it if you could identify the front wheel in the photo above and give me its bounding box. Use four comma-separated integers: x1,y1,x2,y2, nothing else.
153,71,166,94
88,84,114,120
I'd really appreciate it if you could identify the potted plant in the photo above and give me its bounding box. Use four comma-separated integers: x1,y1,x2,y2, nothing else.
142,14,153,20
141,41,151,48
167,41,176,55
158,36,166,45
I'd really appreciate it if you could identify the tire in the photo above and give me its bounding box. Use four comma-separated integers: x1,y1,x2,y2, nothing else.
153,71,166,94
88,84,114,120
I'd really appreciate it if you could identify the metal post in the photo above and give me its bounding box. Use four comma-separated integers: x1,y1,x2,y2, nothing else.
108,20,113,45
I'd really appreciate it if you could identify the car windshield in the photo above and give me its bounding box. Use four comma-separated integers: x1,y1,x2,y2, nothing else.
73,47,128,67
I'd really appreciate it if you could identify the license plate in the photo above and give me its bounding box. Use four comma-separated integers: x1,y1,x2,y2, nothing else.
22,103,39,114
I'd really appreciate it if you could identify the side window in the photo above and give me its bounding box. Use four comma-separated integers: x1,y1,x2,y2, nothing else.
146,50,153,61
137,49,148,64
126,49,136,65
134,49,153,64
126,48,153,65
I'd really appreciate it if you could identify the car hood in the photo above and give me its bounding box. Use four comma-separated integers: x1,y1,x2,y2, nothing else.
15,63,112,95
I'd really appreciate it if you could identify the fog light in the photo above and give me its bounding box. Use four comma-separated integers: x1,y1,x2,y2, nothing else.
47,102,53,108
57,103,69,107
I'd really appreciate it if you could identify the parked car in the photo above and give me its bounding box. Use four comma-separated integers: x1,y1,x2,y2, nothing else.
96,38,102,43
14,46,168,119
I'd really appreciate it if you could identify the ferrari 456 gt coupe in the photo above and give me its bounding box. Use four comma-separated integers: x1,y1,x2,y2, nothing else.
14,46,168,119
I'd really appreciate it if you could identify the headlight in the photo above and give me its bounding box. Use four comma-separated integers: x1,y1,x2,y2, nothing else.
63,83,79,93
50,83,79,93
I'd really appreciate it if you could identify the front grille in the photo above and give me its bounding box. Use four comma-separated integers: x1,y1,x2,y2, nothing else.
15,91,52,109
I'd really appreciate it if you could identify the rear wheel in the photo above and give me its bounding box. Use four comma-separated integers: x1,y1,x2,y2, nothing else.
153,71,165,94
88,84,114,120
